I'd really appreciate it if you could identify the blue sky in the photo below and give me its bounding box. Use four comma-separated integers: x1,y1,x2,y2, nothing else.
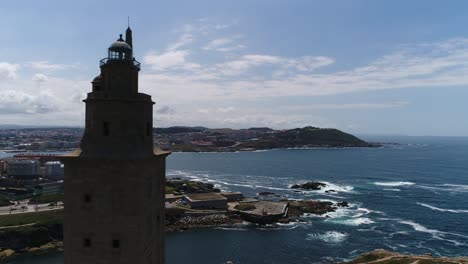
1,0,468,136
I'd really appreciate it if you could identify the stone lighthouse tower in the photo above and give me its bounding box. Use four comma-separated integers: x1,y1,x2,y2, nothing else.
62,27,169,264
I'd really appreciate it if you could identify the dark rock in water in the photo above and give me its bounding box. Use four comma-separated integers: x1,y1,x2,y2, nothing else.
290,182,327,190
166,179,220,194
325,189,336,193
288,200,336,216
336,201,349,207
258,192,275,196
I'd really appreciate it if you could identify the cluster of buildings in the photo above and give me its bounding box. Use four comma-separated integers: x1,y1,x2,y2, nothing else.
0,155,64,179
0,154,65,200
0,128,82,151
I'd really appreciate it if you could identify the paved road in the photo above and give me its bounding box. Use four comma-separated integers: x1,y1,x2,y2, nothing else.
0,200,62,216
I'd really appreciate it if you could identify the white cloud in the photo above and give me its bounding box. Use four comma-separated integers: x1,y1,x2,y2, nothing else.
178,19,237,35
32,73,48,83
28,61,78,71
279,101,409,111
285,56,335,72
0,62,20,80
203,37,245,52
197,109,210,114
167,34,194,51
203,38,233,50
143,50,200,71
216,54,282,75
0,75,88,125
217,106,235,112
214,54,333,76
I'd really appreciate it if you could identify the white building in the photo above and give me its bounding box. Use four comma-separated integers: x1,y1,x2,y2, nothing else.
7,159,40,178
45,161,64,179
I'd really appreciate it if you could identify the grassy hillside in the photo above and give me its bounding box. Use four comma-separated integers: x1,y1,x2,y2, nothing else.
238,126,372,149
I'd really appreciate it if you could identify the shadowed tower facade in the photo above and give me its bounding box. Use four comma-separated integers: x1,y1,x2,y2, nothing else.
62,27,169,264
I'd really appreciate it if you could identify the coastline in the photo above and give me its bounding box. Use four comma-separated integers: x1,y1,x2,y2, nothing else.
4,246,468,263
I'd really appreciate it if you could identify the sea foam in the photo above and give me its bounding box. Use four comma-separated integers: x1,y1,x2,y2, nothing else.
417,202,468,213
325,205,376,226
399,220,467,246
374,181,415,187
307,231,348,243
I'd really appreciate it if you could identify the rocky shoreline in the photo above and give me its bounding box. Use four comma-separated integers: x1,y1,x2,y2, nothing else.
3,247,467,263
0,179,349,260
342,249,468,264
0,241,63,260
0,199,343,260
4,181,464,262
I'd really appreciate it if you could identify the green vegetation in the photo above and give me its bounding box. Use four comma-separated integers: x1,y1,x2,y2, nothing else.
0,194,12,207
28,193,64,204
0,210,63,250
238,126,371,149
165,186,175,194
0,210,63,227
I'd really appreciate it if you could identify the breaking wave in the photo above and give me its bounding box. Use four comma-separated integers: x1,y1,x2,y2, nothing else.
383,188,401,192
417,202,468,213
399,220,467,246
418,183,468,194
374,181,415,187
325,204,376,226
307,231,348,243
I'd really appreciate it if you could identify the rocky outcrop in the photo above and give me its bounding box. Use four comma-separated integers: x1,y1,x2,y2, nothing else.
288,200,336,216
257,192,275,196
290,182,327,190
0,249,15,259
166,179,221,194
336,201,349,207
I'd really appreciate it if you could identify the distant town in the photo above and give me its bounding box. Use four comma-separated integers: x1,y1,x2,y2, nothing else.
0,125,376,153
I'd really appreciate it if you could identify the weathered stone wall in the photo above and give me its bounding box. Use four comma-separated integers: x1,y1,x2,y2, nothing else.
63,157,166,264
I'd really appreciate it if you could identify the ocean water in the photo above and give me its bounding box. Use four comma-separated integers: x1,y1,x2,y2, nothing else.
3,136,468,264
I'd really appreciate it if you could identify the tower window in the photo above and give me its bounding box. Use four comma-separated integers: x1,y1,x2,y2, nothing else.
146,122,151,136
83,238,91,248
112,239,120,249
84,194,91,203
103,121,110,136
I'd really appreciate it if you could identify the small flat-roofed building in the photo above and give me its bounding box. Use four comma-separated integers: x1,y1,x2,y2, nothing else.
7,159,40,179
33,181,64,196
220,192,244,202
183,193,227,210
44,161,64,180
